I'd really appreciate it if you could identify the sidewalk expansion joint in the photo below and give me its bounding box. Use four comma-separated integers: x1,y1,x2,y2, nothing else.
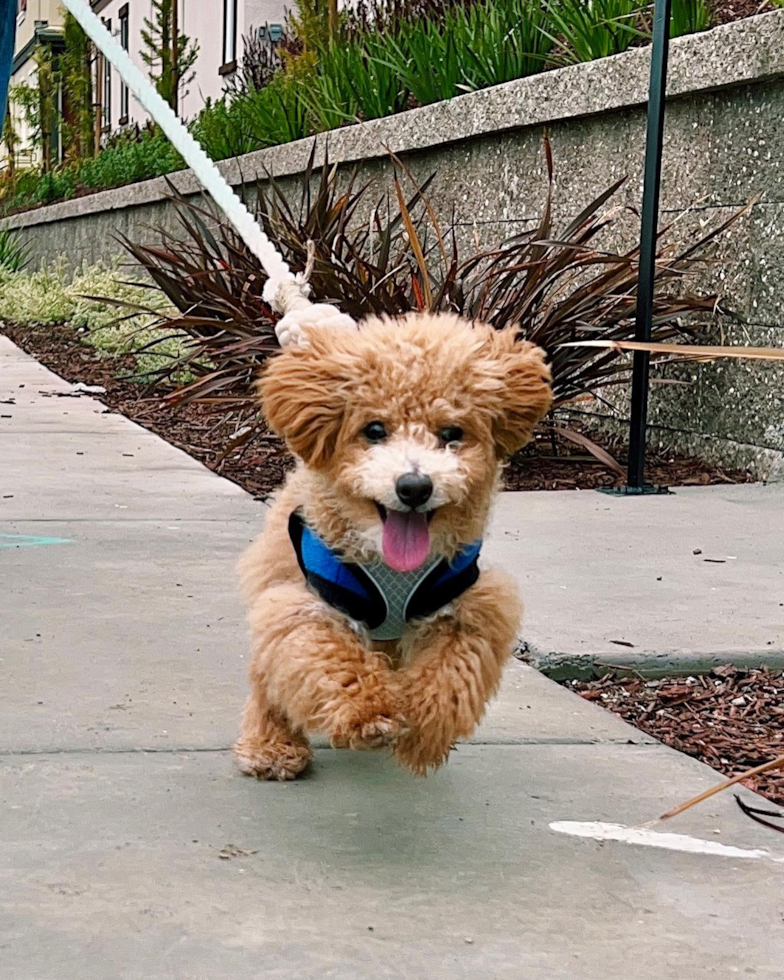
1,738,656,757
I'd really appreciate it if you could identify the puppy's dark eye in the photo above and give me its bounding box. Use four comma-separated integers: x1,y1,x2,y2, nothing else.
363,421,388,443
439,426,464,445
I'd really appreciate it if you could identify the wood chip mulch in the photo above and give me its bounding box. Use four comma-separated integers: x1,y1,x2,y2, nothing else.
712,0,775,25
567,666,784,806
2,321,754,499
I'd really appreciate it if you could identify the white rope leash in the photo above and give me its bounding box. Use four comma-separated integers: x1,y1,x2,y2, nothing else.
60,0,356,346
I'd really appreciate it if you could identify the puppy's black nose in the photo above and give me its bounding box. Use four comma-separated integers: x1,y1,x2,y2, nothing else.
395,472,433,509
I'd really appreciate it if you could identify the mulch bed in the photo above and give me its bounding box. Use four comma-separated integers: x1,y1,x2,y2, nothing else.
568,666,784,807
2,321,754,498
712,0,775,25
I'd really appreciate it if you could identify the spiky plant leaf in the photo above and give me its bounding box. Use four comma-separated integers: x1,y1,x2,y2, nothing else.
118,141,745,469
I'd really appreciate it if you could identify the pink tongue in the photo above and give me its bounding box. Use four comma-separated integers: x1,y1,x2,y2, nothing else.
382,509,430,572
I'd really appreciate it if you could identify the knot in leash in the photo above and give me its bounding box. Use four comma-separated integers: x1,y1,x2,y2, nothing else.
263,241,357,348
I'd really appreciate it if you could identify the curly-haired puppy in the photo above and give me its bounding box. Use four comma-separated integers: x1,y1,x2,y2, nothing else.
235,312,552,779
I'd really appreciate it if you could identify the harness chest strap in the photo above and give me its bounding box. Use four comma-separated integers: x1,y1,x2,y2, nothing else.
288,511,482,641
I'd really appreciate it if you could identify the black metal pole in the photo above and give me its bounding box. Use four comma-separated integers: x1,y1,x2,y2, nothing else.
626,0,672,489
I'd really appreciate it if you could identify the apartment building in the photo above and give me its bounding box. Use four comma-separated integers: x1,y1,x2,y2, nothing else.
93,0,287,127
7,0,288,166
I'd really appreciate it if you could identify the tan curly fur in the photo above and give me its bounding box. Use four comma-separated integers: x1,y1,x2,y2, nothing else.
234,312,552,779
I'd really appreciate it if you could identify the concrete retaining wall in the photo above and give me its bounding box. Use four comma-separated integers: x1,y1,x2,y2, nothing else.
4,12,784,476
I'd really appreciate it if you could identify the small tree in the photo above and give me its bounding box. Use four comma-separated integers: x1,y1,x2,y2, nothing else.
140,0,198,113
3,108,19,181
35,45,58,173
10,40,59,176
290,0,332,51
9,84,40,160
61,12,96,163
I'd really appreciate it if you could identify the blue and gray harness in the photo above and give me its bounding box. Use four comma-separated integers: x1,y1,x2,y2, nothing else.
289,511,482,641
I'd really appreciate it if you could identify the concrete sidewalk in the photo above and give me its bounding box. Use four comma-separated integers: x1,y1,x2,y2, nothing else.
489,480,784,676
2,335,783,980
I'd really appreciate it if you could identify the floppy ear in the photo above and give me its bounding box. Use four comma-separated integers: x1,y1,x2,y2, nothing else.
486,328,553,457
257,333,348,468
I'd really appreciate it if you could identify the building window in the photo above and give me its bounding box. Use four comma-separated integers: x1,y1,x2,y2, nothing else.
119,4,129,123
221,0,237,73
102,18,112,131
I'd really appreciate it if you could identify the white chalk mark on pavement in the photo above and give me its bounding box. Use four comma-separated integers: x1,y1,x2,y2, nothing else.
550,821,784,863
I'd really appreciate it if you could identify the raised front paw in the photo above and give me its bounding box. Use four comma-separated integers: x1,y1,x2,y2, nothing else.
393,729,456,776
391,675,474,775
330,712,408,751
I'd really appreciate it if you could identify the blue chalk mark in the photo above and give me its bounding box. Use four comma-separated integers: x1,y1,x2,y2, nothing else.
0,534,74,549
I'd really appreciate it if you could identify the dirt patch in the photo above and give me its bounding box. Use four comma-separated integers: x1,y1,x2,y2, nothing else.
712,0,775,25
568,665,784,806
2,321,754,499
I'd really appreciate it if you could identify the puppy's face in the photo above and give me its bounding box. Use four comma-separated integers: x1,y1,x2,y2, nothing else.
260,313,552,570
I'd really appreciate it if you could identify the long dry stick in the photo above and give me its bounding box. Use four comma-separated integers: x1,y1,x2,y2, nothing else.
659,755,784,821
561,340,784,361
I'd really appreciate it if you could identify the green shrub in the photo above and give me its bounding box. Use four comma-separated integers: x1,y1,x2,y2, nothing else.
0,228,30,272
456,0,555,90
2,127,182,214
190,97,257,161
0,258,184,378
302,33,408,129
4,169,40,203
1,168,76,212
670,0,711,37
544,0,648,65
380,18,463,106
363,0,553,109
219,75,311,150
77,126,183,189
194,68,311,158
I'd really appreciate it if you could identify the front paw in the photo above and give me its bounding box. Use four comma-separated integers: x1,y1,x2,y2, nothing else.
393,730,455,776
330,712,408,751
392,680,467,774
234,738,313,781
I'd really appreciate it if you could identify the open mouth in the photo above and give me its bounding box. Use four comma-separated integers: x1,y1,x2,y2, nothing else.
375,503,435,573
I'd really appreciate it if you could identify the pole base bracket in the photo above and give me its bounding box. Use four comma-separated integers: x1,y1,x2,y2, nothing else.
597,484,673,497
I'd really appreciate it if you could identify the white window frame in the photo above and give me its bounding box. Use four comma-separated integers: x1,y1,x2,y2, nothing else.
119,4,129,122
102,17,112,131
222,0,238,71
